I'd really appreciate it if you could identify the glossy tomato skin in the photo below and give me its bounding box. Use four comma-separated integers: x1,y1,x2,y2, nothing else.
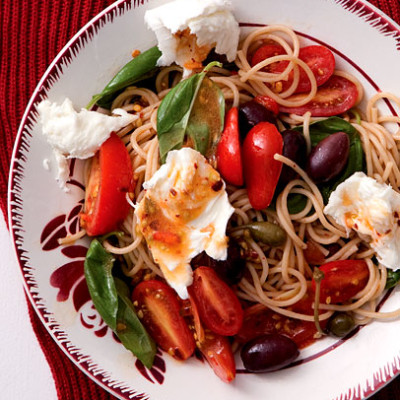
198,329,236,383
132,280,195,360
280,75,359,117
80,132,134,236
216,107,243,186
254,95,280,116
311,260,370,303
236,302,319,350
188,266,244,336
242,122,283,210
251,44,335,93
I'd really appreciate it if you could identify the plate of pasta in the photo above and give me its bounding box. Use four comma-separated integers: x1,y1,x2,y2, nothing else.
8,0,400,399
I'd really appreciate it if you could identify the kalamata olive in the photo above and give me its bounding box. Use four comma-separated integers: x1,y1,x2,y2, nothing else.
327,313,355,337
190,242,245,285
306,131,350,184
240,333,299,372
279,129,307,185
239,100,277,138
242,221,286,246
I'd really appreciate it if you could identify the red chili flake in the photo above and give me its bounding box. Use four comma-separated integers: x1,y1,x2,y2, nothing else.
170,188,177,196
211,180,223,192
395,211,399,219
354,223,359,230
194,163,198,169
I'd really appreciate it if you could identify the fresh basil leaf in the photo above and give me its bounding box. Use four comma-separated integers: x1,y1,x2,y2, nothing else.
287,193,308,214
186,76,225,158
86,46,162,109
157,64,224,163
84,239,156,367
84,239,118,330
114,278,156,368
295,117,364,204
386,269,400,289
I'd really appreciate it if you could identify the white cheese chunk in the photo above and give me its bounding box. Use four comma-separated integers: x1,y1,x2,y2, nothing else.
135,148,234,298
145,0,239,76
324,172,400,270
37,98,137,189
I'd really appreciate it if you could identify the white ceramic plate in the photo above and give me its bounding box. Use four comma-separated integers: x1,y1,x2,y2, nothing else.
8,0,400,399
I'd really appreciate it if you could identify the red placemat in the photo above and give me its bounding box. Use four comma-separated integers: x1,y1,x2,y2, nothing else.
1,0,400,399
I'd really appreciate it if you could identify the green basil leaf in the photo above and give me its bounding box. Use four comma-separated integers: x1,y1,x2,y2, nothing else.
287,193,309,214
386,269,400,289
114,278,156,368
84,239,118,330
157,64,224,163
295,117,365,204
84,239,156,367
86,46,162,109
186,76,225,158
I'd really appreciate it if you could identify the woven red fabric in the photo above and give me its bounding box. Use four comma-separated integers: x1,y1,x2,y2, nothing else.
2,0,400,399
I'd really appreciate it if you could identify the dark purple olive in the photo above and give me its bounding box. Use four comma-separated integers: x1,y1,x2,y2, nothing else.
279,129,307,185
239,100,277,138
240,333,299,372
306,131,350,184
190,243,245,285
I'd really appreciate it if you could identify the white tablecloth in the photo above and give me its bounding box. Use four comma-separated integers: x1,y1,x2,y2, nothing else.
0,214,57,399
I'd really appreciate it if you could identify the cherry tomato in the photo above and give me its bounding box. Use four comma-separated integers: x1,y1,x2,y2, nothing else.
198,329,236,383
80,132,134,236
188,266,244,336
186,295,236,382
254,95,280,116
311,260,370,303
216,107,243,186
236,303,318,349
251,44,335,94
242,122,283,210
279,75,359,117
132,280,196,360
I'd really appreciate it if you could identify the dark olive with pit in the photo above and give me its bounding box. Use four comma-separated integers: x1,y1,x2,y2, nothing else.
327,313,355,337
190,243,245,285
239,100,277,138
240,333,299,372
279,129,307,185
306,131,350,184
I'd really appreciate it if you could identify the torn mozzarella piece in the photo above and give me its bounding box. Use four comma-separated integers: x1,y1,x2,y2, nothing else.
135,148,234,298
324,172,400,270
144,0,239,76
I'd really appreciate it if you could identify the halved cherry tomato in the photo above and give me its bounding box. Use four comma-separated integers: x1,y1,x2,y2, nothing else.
185,297,236,382
251,44,335,94
236,303,318,349
188,266,244,336
80,132,134,236
311,260,370,303
132,280,195,360
198,329,236,383
254,95,280,116
242,122,283,210
216,107,243,186
279,75,359,117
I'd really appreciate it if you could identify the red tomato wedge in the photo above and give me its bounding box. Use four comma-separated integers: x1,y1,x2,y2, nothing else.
198,329,236,383
216,107,243,186
80,132,134,236
188,267,244,336
280,75,359,117
132,280,196,360
236,303,319,349
251,45,335,94
311,260,370,304
254,95,280,116
242,122,283,210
